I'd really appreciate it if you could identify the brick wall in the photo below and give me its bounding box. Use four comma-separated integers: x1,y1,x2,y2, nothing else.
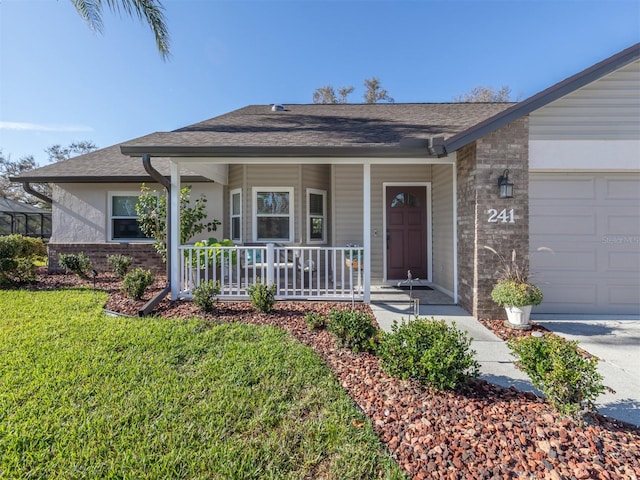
48,243,165,275
456,117,530,319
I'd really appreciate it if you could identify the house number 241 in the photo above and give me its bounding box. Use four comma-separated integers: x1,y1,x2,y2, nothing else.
487,208,515,224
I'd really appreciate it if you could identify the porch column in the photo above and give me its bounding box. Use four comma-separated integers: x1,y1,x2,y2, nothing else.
363,162,371,302
170,161,180,300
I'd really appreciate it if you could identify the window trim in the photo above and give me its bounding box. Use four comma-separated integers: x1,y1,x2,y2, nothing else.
306,188,327,244
230,188,242,242
107,191,156,243
252,187,294,243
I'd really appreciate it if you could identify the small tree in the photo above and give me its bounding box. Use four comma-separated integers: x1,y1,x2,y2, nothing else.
135,184,221,262
363,77,394,104
312,85,355,104
454,85,514,102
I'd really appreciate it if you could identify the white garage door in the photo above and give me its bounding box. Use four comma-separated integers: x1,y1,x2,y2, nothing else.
530,173,640,315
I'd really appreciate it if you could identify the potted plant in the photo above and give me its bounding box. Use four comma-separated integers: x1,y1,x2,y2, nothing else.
344,244,363,270
485,247,543,330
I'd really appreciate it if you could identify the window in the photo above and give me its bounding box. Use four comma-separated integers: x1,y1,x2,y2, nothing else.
307,188,326,243
391,192,421,208
109,192,151,241
230,188,242,241
253,187,293,242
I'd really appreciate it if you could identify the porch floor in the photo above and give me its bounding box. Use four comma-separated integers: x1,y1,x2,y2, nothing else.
369,284,455,305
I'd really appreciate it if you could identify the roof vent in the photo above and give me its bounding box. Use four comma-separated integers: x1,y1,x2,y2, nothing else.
271,104,286,112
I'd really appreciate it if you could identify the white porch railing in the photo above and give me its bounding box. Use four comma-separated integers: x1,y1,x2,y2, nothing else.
179,244,365,301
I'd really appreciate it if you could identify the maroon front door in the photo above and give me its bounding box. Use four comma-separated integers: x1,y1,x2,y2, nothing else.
386,186,427,280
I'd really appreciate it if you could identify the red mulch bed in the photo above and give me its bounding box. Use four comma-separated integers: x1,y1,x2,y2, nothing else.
27,271,640,479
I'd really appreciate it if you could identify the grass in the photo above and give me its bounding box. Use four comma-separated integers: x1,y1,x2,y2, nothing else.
0,289,405,479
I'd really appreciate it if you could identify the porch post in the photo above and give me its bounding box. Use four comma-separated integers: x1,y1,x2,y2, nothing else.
363,162,371,302
452,162,458,304
170,161,180,300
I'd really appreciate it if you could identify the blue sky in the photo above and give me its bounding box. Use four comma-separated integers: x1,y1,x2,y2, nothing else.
1,0,638,163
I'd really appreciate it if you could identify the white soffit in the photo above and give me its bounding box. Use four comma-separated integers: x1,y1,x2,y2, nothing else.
183,163,229,184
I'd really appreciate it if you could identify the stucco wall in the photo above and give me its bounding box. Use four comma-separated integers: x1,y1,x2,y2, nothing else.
51,182,224,244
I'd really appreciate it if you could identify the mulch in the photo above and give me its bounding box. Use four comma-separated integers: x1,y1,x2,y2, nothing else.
25,271,640,479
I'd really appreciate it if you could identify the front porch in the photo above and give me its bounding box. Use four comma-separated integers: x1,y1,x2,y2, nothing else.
178,243,458,305
179,244,366,301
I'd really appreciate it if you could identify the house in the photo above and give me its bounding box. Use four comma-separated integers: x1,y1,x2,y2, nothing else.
13,43,639,317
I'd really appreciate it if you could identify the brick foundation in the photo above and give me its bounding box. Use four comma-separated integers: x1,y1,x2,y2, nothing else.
456,117,530,320
48,243,165,276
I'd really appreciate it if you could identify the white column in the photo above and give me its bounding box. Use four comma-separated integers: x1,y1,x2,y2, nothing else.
452,162,458,304
363,162,371,302
170,161,180,300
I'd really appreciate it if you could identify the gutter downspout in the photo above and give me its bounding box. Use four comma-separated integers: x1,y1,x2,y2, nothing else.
23,182,53,205
139,154,172,317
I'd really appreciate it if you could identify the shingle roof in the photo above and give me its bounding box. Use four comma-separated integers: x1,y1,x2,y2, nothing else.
13,103,514,181
11,135,208,183
121,103,514,154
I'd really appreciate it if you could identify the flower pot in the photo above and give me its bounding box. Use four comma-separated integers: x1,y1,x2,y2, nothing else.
504,305,533,330
345,258,363,270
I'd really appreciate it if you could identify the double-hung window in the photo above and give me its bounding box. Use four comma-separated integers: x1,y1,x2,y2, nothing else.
307,188,326,243
230,188,242,242
253,187,293,242
108,192,151,241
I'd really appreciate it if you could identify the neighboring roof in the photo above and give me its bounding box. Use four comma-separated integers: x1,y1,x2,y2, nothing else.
0,196,50,214
120,103,514,157
444,42,640,152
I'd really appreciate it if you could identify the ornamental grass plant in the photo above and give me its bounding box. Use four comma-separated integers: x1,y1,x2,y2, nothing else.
485,246,543,307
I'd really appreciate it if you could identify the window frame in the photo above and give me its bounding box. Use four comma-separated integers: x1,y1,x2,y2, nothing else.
252,187,294,243
107,191,156,242
306,188,327,244
230,188,242,242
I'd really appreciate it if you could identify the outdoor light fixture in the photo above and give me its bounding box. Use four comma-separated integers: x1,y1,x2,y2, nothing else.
497,169,514,198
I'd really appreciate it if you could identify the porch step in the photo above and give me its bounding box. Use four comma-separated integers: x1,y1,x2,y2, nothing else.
370,286,455,305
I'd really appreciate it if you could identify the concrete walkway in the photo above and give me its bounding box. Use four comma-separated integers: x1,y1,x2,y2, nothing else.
370,301,640,427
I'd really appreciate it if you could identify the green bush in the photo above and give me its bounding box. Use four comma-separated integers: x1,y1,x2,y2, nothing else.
193,280,221,313
106,254,133,279
0,258,36,286
377,318,480,390
327,308,378,353
58,252,92,277
190,237,237,268
247,282,276,313
305,312,326,331
121,268,155,300
0,235,46,286
508,335,605,416
0,234,46,259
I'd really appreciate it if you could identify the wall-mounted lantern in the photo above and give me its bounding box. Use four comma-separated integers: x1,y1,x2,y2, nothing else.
497,169,514,198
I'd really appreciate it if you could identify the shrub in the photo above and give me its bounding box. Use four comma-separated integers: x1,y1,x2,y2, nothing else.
106,254,133,279
58,252,92,277
190,238,237,268
121,268,154,300
0,258,36,286
327,308,378,353
508,335,605,416
377,318,480,390
305,312,326,331
0,235,46,286
247,282,276,313
193,280,221,313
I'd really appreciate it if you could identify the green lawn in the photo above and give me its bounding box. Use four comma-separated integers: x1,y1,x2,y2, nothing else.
0,290,405,479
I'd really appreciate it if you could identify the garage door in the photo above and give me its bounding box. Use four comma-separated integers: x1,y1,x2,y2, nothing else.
530,173,640,315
